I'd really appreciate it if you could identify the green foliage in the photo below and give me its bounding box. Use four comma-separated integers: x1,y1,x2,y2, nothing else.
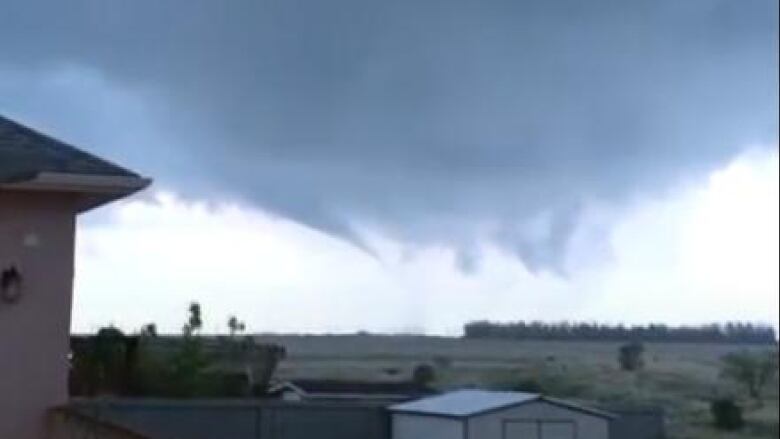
163,301,211,396
510,378,545,393
711,398,745,431
70,302,283,398
183,302,203,336
619,342,645,371
721,350,779,401
412,363,436,386
130,340,167,395
69,326,134,396
165,335,211,397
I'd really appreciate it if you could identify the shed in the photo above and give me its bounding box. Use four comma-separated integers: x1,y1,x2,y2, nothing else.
389,390,614,439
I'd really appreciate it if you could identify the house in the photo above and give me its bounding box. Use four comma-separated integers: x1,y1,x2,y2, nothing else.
268,379,432,402
389,389,614,439
0,115,150,439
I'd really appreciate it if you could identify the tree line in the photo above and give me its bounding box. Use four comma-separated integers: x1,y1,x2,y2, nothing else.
463,321,777,344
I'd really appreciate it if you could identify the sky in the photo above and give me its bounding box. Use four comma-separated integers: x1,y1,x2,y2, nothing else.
0,1,777,334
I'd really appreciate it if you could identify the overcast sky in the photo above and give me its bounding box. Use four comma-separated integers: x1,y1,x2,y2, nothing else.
1,1,777,334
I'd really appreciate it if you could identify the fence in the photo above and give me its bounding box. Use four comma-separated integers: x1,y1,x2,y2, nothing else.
68,398,391,439
48,406,153,439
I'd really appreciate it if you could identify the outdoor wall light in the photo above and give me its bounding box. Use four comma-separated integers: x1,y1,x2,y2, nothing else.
0,266,23,304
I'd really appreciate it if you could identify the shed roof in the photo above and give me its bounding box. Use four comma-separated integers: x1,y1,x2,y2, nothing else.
0,115,138,183
389,390,615,420
389,390,537,417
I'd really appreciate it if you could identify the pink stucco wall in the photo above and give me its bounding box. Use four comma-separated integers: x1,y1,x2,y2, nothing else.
0,190,78,439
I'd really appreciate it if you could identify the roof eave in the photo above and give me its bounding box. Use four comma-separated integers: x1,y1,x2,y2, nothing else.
0,171,152,212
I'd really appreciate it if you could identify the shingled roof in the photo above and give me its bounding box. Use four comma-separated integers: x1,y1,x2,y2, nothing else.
0,115,139,183
0,115,150,210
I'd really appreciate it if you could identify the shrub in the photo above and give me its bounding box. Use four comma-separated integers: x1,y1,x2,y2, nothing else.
710,398,744,431
412,363,436,386
432,355,453,369
720,350,779,402
383,367,401,376
511,378,545,393
618,342,645,371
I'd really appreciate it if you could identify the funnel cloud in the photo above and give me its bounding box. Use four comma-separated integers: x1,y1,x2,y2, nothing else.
1,0,777,272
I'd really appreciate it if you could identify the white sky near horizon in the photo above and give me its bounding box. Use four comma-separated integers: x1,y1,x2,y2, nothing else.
71,147,779,335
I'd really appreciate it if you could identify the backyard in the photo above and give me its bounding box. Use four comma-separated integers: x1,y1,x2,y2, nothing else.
258,334,779,439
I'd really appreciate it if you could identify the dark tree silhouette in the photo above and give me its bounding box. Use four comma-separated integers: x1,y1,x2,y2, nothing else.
618,342,645,371
412,363,436,386
711,398,744,431
464,321,776,344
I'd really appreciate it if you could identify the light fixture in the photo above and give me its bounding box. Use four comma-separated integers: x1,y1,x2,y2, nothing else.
1,266,23,304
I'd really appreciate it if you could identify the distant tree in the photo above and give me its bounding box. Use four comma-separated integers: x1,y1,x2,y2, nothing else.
228,315,246,337
720,350,779,402
139,323,157,338
463,320,777,344
183,302,203,336
618,342,645,371
711,398,744,430
412,363,436,387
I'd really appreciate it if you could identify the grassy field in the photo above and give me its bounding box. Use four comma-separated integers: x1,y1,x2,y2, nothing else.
255,334,778,439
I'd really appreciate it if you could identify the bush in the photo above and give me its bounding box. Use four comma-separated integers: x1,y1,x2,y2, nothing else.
710,398,744,431
432,355,453,369
383,367,401,376
618,342,645,371
720,350,779,402
412,363,436,386
511,378,545,393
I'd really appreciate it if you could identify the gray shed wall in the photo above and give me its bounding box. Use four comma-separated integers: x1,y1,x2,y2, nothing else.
467,400,609,439
392,413,462,439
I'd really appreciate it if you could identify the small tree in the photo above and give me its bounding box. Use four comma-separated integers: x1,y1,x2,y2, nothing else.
720,350,779,402
711,398,744,431
139,323,157,338
228,315,246,337
412,363,436,387
183,302,203,336
618,342,645,371
168,302,209,397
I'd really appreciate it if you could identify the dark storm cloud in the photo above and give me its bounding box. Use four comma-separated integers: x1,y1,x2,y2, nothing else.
1,0,777,272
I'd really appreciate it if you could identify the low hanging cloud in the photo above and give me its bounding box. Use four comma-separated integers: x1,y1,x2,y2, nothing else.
1,0,777,272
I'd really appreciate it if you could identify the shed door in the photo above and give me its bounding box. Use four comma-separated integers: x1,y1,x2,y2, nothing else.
504,420,575,439
540,422,574,439
504,421,539,439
